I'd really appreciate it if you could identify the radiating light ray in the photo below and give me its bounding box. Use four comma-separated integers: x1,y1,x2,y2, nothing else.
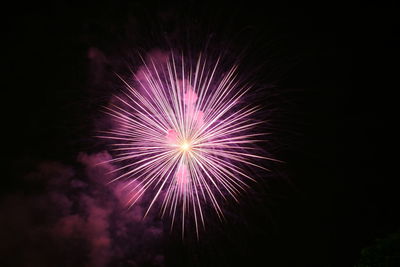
99,51,275,237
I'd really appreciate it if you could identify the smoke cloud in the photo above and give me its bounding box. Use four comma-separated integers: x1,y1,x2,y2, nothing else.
0,152,165,267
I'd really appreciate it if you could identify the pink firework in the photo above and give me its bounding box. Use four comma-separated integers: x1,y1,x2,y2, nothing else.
99,51,275,237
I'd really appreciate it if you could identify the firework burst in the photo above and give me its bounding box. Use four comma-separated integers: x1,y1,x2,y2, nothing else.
99,51,276,237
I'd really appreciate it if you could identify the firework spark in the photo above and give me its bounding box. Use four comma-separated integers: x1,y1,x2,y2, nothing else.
99,51,275,237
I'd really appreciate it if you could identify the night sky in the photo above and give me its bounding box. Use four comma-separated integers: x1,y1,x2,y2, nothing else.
2,2,399,267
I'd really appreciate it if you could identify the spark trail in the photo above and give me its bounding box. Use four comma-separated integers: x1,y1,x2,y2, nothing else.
99,51,275,237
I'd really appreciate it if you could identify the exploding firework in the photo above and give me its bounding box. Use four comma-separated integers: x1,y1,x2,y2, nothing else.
99,51,276,236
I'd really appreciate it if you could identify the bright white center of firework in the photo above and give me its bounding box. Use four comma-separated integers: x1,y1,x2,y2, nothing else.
180,141,191,152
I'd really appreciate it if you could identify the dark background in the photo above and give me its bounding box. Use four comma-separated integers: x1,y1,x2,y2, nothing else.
3,2,398,267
